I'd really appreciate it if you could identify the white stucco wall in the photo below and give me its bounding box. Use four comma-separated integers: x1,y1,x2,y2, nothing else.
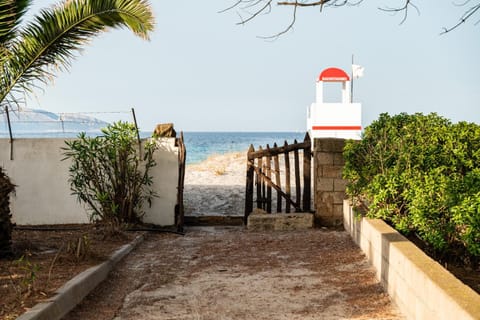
307,102,362,140
143,138,178,226
0,138,178,226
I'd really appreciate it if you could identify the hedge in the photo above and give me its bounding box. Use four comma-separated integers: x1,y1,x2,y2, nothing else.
344,113,480,262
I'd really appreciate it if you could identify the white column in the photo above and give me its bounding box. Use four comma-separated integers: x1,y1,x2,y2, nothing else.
315,80,323,103
342,81,351,103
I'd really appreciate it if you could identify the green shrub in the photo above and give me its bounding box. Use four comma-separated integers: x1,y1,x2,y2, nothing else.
63,122,157,231
344,112,480,261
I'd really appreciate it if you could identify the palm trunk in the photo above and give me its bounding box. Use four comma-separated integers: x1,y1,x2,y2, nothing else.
0,167,15,258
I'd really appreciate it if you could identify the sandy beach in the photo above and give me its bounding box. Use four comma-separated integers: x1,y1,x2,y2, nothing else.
184,151,247,216
184,150,309,217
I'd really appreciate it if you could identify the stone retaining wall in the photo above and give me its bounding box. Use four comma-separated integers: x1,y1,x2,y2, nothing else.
343,200,480,320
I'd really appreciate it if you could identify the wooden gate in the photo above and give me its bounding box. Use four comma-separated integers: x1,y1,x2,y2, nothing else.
244,133,311,223
175,132,186,232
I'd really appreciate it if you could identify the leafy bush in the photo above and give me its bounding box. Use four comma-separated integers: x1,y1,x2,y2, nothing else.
344,113,480,262
63,122,157,231
0,167,15,258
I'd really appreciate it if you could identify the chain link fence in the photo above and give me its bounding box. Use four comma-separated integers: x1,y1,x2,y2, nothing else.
0,107,135,138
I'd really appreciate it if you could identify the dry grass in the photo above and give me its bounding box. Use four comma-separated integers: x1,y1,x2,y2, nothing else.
0,226,140,319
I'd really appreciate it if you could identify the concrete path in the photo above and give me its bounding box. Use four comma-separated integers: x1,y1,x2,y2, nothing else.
64,227,404,320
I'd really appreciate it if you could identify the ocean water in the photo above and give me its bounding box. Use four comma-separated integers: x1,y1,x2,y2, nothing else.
183,132,306,164
0,130,306,165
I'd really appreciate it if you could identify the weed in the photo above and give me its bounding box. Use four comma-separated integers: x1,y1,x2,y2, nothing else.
9,253,40,299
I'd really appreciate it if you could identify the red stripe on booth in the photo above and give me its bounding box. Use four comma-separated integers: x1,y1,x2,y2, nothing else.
312,126,362,130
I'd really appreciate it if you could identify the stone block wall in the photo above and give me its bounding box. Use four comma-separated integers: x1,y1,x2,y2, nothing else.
313,138,347,226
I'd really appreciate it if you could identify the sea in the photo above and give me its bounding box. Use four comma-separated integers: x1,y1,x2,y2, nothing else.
0,131,307,165
182,132,306,164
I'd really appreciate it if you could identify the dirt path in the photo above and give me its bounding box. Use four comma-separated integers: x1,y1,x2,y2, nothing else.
64,227,404,320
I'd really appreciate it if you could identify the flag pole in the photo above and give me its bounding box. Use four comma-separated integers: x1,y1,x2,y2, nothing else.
350,54,354,103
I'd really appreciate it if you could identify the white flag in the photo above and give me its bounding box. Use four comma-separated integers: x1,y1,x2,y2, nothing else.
352,64,365,78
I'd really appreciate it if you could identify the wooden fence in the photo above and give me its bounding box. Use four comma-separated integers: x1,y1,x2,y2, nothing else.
244,133,311,223
175,132,186,232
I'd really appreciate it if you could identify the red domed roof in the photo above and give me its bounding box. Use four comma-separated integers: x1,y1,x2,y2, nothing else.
319,67,350,82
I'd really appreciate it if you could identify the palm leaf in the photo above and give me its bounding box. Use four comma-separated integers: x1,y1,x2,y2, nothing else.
0,0,154,106
0,0,30,45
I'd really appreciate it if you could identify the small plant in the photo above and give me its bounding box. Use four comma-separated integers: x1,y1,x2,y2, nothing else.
63,122,157,232
9,253,40,298
66,234,91,261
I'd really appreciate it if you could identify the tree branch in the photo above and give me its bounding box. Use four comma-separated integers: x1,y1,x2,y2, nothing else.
378,0,420,25
236,0,273,25
441,2,480,34
218,0,243,14
258,1,298,40
277,0,331,7
223,0,480,38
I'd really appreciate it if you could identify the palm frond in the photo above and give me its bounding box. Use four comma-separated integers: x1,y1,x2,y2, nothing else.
0,0,154,106
0,0,30,45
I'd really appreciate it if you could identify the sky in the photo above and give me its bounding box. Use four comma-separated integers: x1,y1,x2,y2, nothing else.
23,0,480,132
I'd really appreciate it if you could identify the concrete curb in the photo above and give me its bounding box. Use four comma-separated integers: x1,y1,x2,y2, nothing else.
247,212,314,231
16,234,145,320
343,200,480,320
184,215,244,226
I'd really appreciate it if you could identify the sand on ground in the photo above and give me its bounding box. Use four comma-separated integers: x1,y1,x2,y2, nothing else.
63,152,404,320
184,152,247,216
65,227,405,320
184,151,309,216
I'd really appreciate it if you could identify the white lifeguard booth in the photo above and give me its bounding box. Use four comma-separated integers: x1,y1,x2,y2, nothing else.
307,67,362,140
